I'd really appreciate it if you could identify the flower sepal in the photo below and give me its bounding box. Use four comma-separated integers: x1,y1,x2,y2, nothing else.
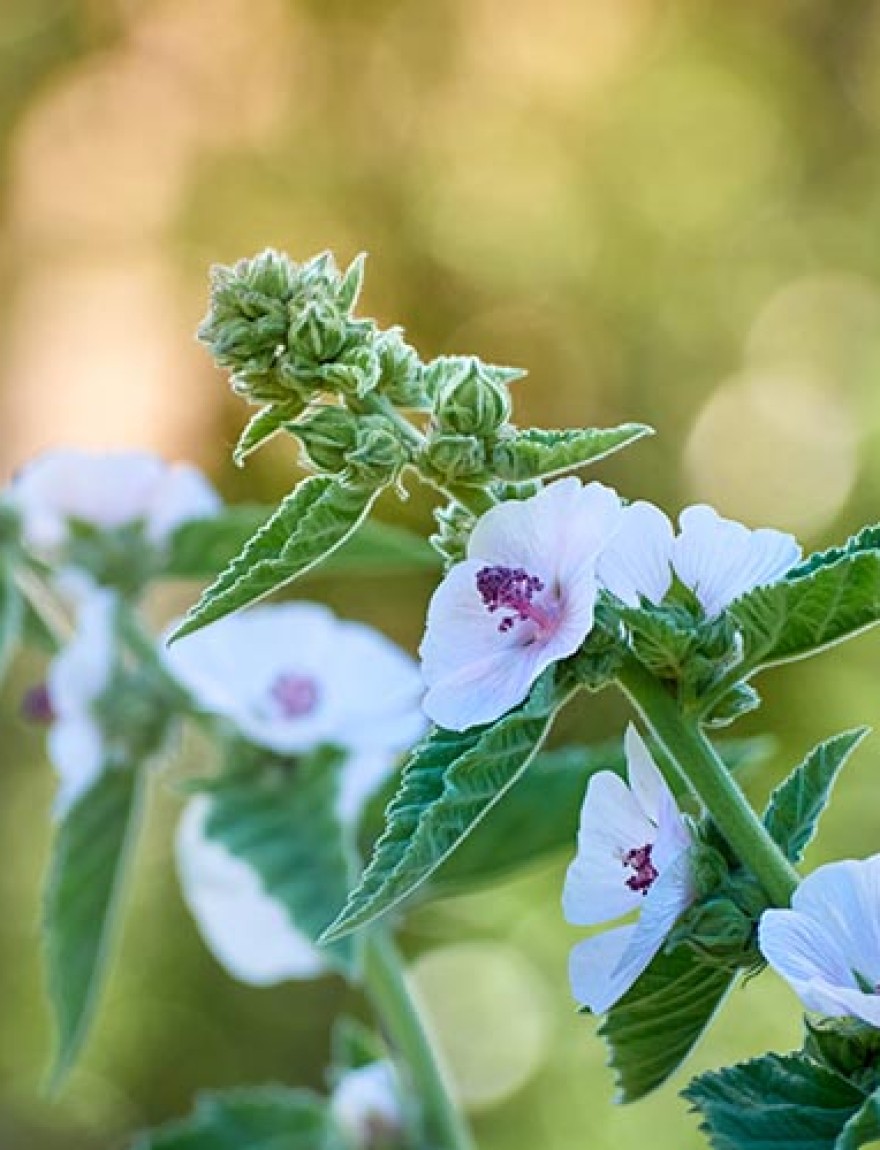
803,1015,880,1090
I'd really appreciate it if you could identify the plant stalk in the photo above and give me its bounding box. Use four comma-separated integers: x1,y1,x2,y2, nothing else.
363,931,475,1150
616,653,799,907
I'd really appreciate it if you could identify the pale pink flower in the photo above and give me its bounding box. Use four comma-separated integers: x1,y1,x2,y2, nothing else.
420,478,623,731
563,725,695,1014
759,855,880,1026
597,500,801,619
8,449,219,557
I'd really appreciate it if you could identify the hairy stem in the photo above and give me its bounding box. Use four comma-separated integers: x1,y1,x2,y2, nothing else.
363,931,475,1150
616,653,799,907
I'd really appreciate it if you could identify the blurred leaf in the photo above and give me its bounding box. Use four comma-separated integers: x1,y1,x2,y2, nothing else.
683,1053,866,1149
233,401,305,467
491,424,652,482
132,1085,344,1150
600,945,735,1103
763,728,869,864
0,564,24,681
838,1089,880,1149
731,537,880,677
165,504,436,583
330,1017,387,1076
171,477,383,639
200,749,358,975
322,670,574,942
44,766,145,1088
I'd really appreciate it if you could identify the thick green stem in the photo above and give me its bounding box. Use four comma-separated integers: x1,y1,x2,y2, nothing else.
363,931,475,1150
616,654,799,907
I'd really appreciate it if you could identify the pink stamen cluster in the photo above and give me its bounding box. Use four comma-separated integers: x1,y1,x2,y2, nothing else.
270,673,320,719
623,843,659,895
476,565,549,633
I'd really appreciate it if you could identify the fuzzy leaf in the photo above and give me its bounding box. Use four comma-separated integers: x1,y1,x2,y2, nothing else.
322,671,574,942
491,424,652,482
600,945,735,1103
201,751,357,975
132,1086,344,1150
166,507,437,583
763,728,870,864
233,401,305,466
838,1089,880,1149
171,476,382,639
44,767,145,1087
684,1053,867,1150
731,534,880,677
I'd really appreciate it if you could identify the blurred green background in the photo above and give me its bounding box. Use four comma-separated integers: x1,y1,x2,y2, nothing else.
3,0,880,1146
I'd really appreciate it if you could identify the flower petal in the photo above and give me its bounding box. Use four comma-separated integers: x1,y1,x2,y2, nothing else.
47,716,104,817
176,798,327,985
337,749,398,827
562,770,655,926
568,925,637,1014
596,500,674,607
145,463,221,544
673,505,801,618
759,906,858,1011
623,724,669,826
788,856,880,983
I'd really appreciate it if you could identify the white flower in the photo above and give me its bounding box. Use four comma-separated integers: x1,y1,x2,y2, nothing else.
597,500,801,619
759,855,880,1026
8,449,220,556
420,478,623,731
331,1061,404,1149
176,797,327,986
563,725,695,1014
163,603,426,821
45,591,116,816
672,505,802,618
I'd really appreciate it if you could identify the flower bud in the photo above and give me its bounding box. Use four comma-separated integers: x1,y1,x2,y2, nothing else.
433,357,513,437
294,407,360,473
347,417,409,486
430,501,474,567
288,300,348,365
317,344,381,399
422,433,487,481
374,329,428,409
673,895,759,970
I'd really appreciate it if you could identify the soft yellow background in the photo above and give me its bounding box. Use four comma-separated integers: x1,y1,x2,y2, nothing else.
2,1,880,1146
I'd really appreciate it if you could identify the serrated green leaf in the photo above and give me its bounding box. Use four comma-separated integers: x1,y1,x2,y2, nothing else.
763,728,869,864
730,540,880,678
44,767,145,1088
171,476,382,639
166,507,438,583
233,401,305,466
599,945,735,1102
202,751,358,975
491,423,652,482
132,1085,344,1150
322,671,574,942
838,1089,880,1149
683,1052,866,1150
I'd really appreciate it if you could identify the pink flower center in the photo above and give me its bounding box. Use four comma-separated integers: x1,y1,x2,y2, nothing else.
476,565,556,634
622,843,659,895
21,682,55,724
269,673,320,719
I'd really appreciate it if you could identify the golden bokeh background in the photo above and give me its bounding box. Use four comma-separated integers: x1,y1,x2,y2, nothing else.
3,1,880,1146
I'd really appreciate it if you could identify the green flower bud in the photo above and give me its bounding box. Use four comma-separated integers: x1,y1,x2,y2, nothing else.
672,895,760,971
690,843,730,899
430,501,475,567
347,417,409,486
422,433,487,481
294,407,360,473
375,329,428,409
433,357,513,437
288,301,348,365
316,344,381,399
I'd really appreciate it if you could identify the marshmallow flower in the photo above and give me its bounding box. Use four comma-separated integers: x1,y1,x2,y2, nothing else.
169,603,426,985
45,592,116,816
330,1062,404,1149
420,478,623,731
598,501,801,618
759,856,880,1027
563,725,695,1014
8,449,220,557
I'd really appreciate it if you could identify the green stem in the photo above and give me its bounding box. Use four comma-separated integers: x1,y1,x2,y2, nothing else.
363,931,475,1150
15,566,74,646
616,653,799,907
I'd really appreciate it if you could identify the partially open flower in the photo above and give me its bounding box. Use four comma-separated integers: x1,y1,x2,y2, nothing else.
563,725,695,1014
176,797,327,986
44,592,116,816
597,500,801,619
759,856,880,1027
331,1061,404,1149
8,449,220,556
420,478,623,731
